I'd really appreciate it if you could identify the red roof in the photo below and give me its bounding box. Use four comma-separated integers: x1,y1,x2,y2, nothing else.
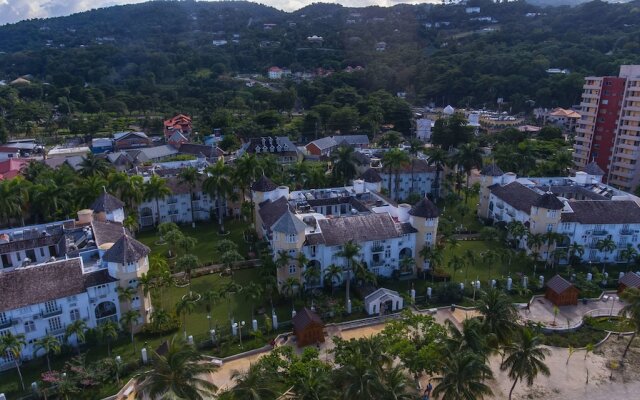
269,66,282,72
0,159,29,180
163,114,192,127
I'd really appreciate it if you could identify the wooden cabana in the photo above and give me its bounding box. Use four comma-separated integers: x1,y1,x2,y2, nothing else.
545,275,579,306
292,308,324,347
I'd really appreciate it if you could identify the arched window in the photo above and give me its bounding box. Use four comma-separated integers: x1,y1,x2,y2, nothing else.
95,301,117,320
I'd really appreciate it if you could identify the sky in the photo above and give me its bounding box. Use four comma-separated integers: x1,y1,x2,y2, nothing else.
0,0,440,26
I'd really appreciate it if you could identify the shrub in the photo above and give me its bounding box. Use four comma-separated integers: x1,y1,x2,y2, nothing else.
139,315,181,337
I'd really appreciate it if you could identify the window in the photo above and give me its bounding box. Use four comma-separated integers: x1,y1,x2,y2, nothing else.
39,248,45,258
602,99,609,105
546,224,553,232
69,309,80,322
547,210,557,218
48,317,62,332
288,265,296,274
385,249,391,258
44,300,58,314
24,321,36,333
287,234,296,243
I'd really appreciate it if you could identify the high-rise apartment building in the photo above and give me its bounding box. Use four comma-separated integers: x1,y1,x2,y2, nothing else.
573,65,640,191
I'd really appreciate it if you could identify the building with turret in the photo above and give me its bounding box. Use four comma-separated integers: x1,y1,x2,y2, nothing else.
0,192,152,370
478,162,640,264
251,176,439,290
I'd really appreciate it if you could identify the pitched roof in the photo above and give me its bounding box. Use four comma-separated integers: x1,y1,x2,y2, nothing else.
91,192,125,213
113,131,149,141
252,175,278,192
583,161,605,176
333,135,369,146
409,198,439,218
364,288,401,303
292,307,323,331
272,211,306,234
546,275,575,294
245,136,297,155
361,168,382,183
481,164,504,177
102,235,150,264
132,145,178,161
307,137,337,151
490,182,541,213
318,213,401,246
0,258,85,312
258,197,290,228
533,192,564,210
91,220,128,246
177,143,223,158
561,201,640,224
620,272,640,288
83,268,119,288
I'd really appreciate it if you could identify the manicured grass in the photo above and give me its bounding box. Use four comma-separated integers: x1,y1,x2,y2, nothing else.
541,326,607,348
438,193,485,233
136,219,253,265
585,316,635,333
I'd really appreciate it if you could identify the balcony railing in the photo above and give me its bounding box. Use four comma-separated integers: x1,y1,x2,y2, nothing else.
46,326,66,336
371,245,384,253
0,319,12,329
620,229,634,235
370,259,385,267
591,230,607,236
41,307,62,318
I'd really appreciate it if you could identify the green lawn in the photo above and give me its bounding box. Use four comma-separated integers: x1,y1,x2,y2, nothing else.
136,219,253,265
438,193,485,233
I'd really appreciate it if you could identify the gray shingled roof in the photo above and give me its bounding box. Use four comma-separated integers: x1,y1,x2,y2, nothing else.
251,175,278,192
0,258,85,312
318,213,401,246
361,168,382,183
307,137,337,151
84,268,119,288
481,164,504,176
102,235,150,264
583,161,605,176
333,135,369,146
259,197,290,228
409,198,439,218
561,201,640,224
91,220,129,246
620,272,640,288
272,212,306,234
533,193,564,210
490,182,541,213
546,275,575,294
91,192,125,213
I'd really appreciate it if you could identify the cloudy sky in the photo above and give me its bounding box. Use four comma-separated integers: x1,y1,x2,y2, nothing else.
0,0,440,26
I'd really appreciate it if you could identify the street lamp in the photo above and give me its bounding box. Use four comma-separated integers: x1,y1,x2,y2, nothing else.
234,321,246,348
115,356,122,384
207,314,212,331
609,296,619,319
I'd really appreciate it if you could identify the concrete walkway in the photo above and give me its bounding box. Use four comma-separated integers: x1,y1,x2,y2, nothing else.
520,294,625,329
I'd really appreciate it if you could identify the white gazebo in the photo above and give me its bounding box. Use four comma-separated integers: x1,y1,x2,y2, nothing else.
364,288,403,315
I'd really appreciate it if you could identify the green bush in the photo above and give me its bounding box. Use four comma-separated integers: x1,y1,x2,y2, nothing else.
139,315,181,337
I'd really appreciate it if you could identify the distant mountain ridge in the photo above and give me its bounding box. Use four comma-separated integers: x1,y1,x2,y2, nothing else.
526,0,631,5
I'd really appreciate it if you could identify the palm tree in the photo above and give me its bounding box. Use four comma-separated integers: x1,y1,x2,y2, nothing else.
425,147,449,198
0,178,27,226
500,328,551,400
568,242,585,267
476,288,518,345
178,166,202,226
120,309,141,352
619,287,640,362
228,363,280,400
432,351,493,400
407,138,424,195
526,232,545,273
0,332,27,390
144,174,171,226
620,244,638,271
118,285,137,304
235,153,260,205
64,319,87,355
30,180,69,221
448,254,466,282
453,142,483,203
244,281,264,319
382,148,410,200
176,254,199,292
33,335,61,372
78,153,112,177
176,297,197,339
337,241,361,312
324,263,342,295
96,320,119,356
596,237,616,274
281,277,299,311
331,146,359,186
372,365,416,400
506,220,527,248
136,336,218,400
203,159,233,234
109,173,144,210
481,249,499,286
291,362,335,400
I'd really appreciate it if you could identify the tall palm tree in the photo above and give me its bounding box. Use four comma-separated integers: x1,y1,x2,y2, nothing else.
244,281,264,319
331,146,359,186
481,249,499,286
118,285,137,304
176,254,199,292
620,244,638,271
144,175,172,227
78,153,112,177
337,241,361,312
476,288,518,345
108,173,144,210
64,319,87,355
407,138,424,196
203,159,233,234
596,237,617,273
282,277,299,311
0,178,24,226
500,328,551,400
506,220,527,248
453,142,483,204
178,166,202,226
619,287,640,362
447,254,466,282
425,147,449,198
76,174,108,208
382,148,410,200
96,320,119,356
30,180,70,222
372,365,416,400
136,336,218,400
120,309,141,352
176,297,196,339
291,362,335,400
235,153,260,200
526,232,545,273
0,332,27,390
324,263,342,295
432,351,493,400
33,335,61,372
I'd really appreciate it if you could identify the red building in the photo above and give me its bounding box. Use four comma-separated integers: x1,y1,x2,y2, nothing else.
163,114,192,140
0,159,29,180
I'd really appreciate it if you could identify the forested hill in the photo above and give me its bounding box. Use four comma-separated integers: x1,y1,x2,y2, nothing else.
1,0,640,117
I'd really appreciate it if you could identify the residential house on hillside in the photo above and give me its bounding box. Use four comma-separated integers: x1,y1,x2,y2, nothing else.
0,159,29,180
376,159,438,200
163,114,192,140
113,131,152,151
305,135,370,157
238,136,301,164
